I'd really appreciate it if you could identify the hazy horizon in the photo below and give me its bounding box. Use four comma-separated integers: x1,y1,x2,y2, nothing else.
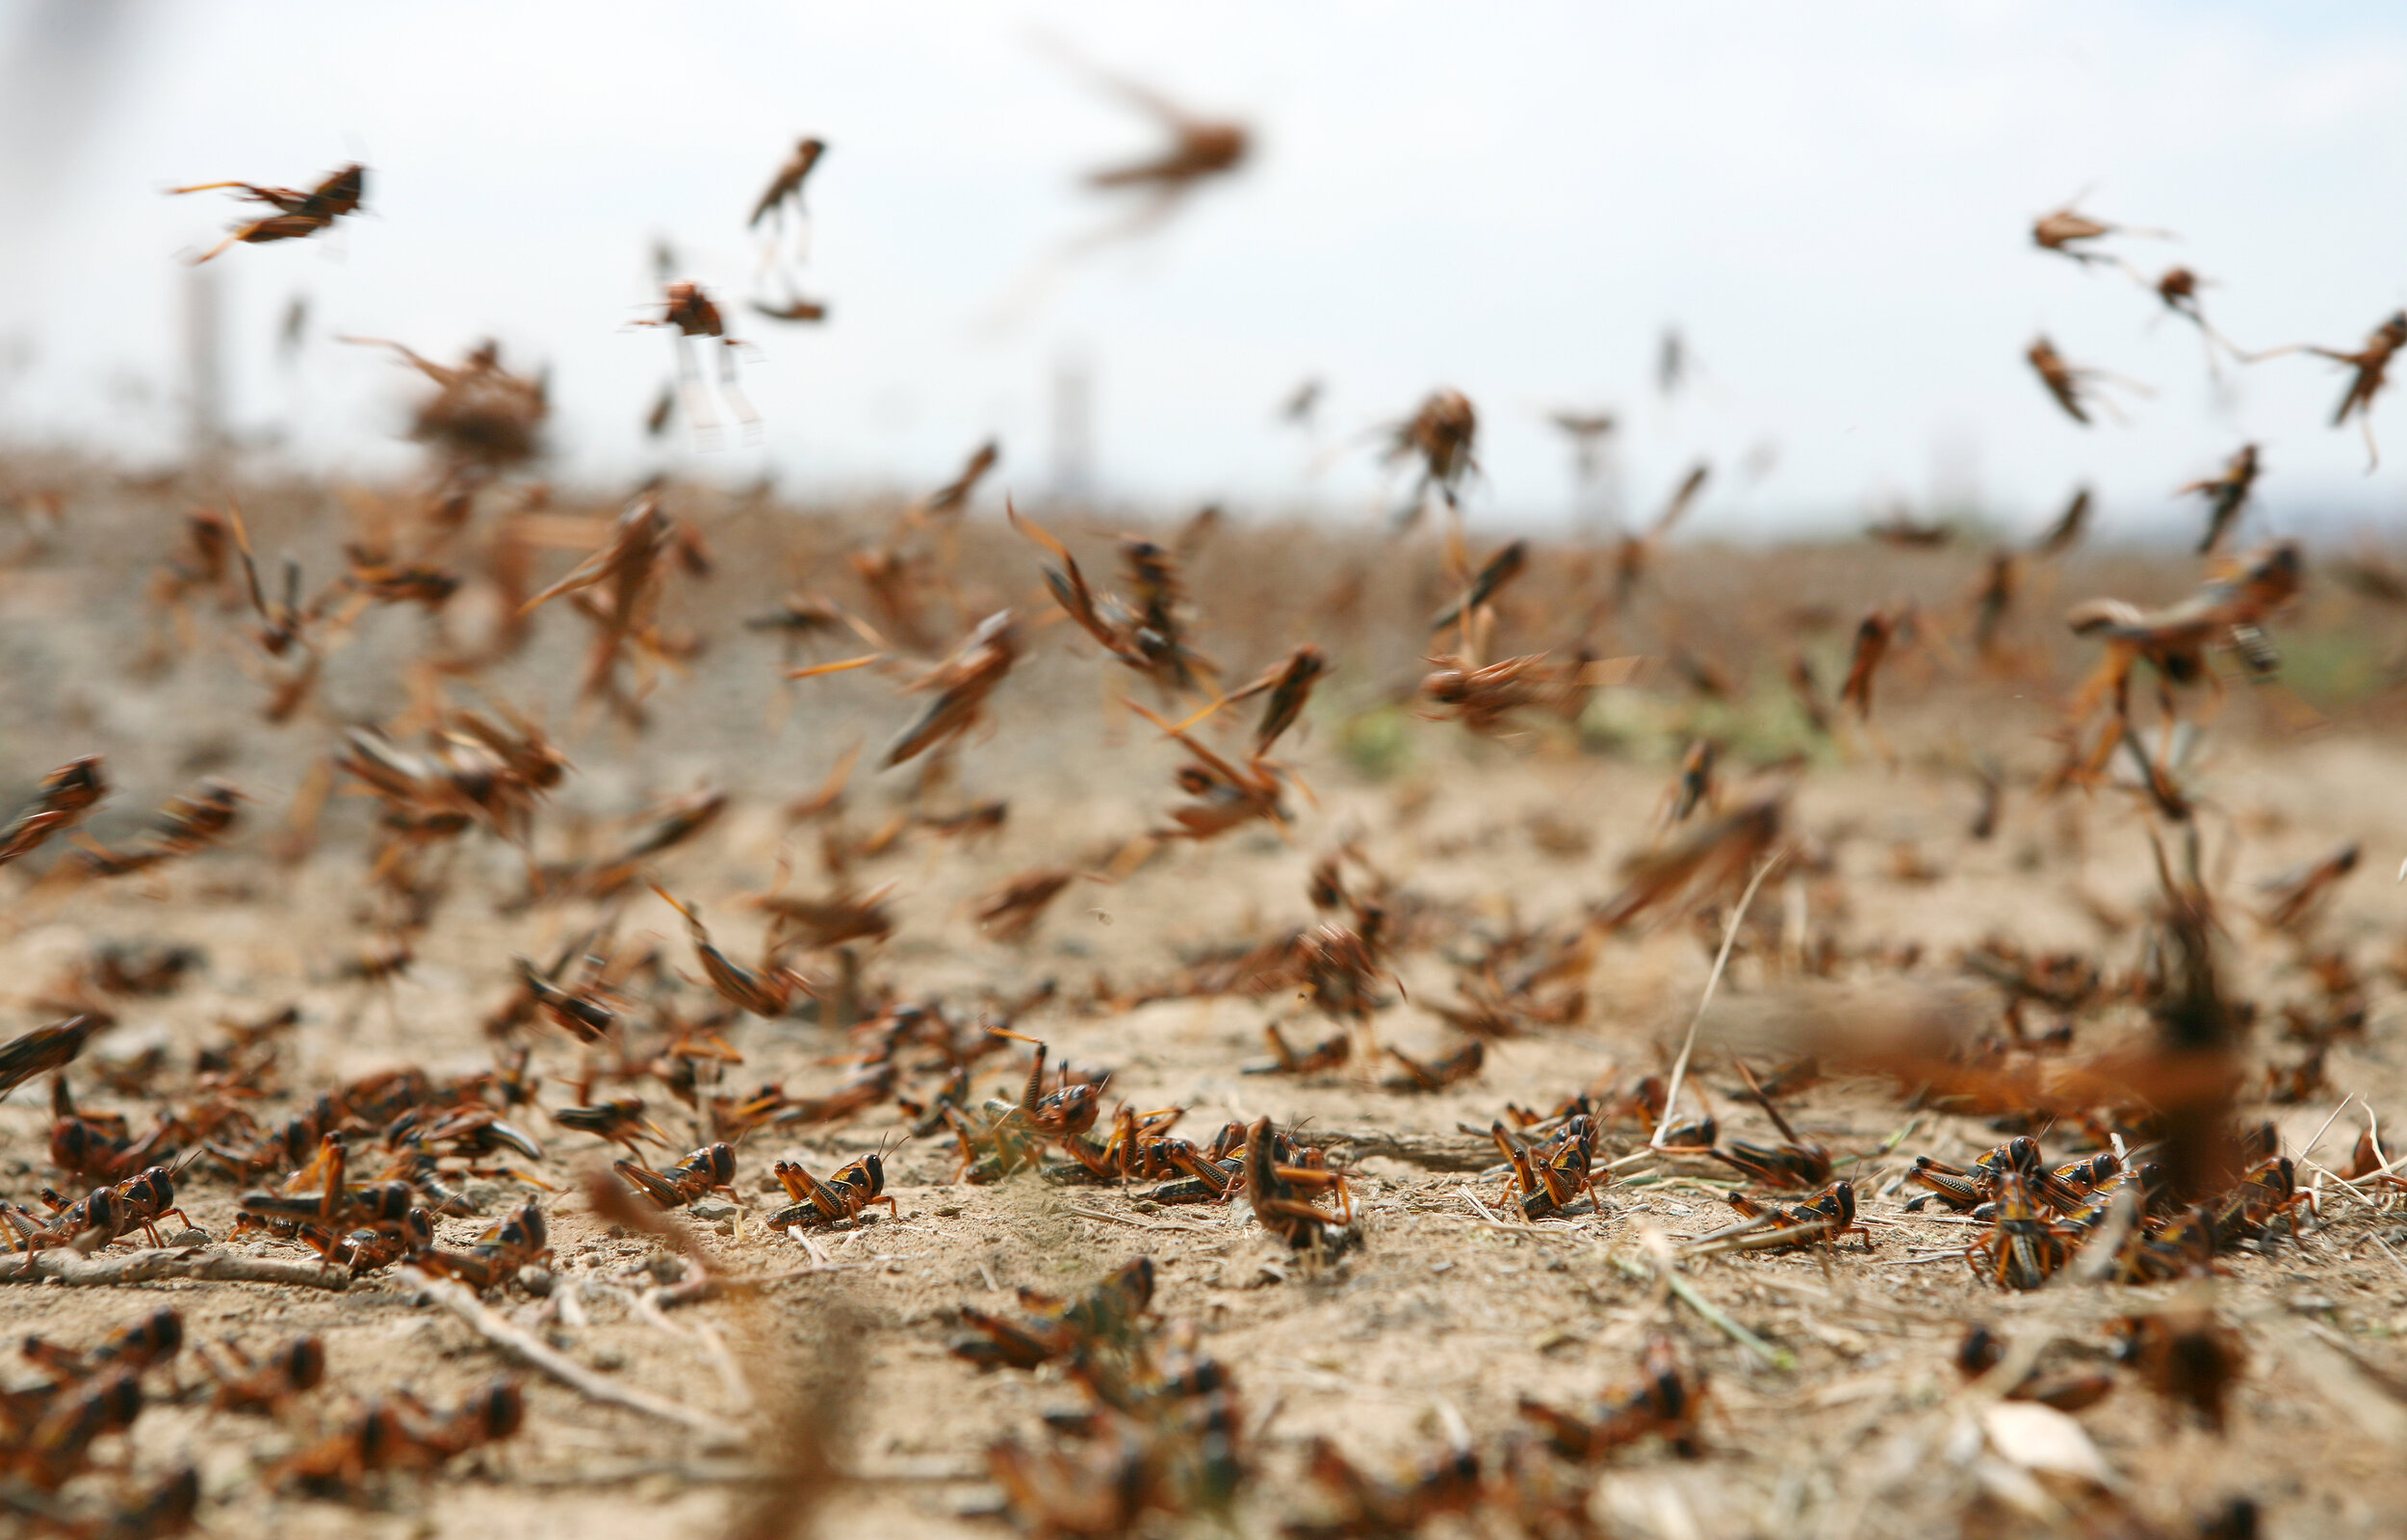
3,0,2405,547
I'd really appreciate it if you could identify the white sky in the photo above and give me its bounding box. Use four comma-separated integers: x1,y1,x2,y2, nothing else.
2,0,2405,540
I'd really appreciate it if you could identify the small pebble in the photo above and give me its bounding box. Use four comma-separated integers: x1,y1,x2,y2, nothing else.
591,1348,629,1373
690,1198,738,1221
516,1265,556,1297
464,1183,503,1211
169,1229,211,1248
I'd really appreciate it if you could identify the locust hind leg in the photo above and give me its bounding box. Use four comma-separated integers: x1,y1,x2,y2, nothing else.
674,338,721,451
715,342,762,444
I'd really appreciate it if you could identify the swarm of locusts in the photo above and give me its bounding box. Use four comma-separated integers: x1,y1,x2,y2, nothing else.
0,135,2393,1540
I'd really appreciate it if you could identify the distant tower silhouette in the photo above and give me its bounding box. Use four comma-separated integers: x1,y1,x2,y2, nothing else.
183,263,227,468
1049,349,1094,505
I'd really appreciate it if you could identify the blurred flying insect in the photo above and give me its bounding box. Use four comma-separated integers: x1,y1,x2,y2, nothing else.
2058,541,2303,786
1384,1039,1485,1092
1518,1335,1706,1461
343,336,549,479
1864,510,1953,547
1291,1436,1482,1538
1010,503,1215,697
2119,1302,2245,1432
748,136,828,233
2258,311,2407,471
70,781,244,880
508,953,617,1043
1420,652,1635,739
1246,1022,1351,1077
1383,389,1479,526
170,162,366,263
1615,461,1709,605
1839,607,1896,720
220,500,330,720
2323,311,2407,469
2032,486,2092,557
867,609,1020,768
1431,539,1526,635
2028,335,2146,425
18,1305,184,1384
0,1015,100,1100
636,281,758,448
651,884,811,1017
0,757,107,868
1592,786,1786,933
1065,43,1250,241
519,493,677,724
2030,194,2167,269
2143,266,2240,373
750,293,829,324
1128,700,1293,841
918,440,1001,520
1658,327,1688,396
2181,444,2260,555
552,1098,669,1154
1970,552,2018,660
2257,840,2360,936
1279,377,1323,429
1661,738,1717,826
972,868,1074,943
983,43,1249,327
199,1335,326,1417
1217,645,1327,757
1786,654,1832,736
1954,1324,2116,1412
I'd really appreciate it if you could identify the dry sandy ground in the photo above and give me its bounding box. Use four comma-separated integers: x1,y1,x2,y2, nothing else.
2,469,2406,1539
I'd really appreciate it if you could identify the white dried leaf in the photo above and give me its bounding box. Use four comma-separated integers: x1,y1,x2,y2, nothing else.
1980,1400,2110,1483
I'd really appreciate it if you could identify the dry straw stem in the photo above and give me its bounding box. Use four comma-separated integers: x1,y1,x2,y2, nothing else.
1609,1245,1797,1371
2063,1187,2141,1285
1682,1218,1835,1260
402,1267,745,1445
0,1245,350,1290
1651,851,1788,1150
1327,1127,1494,1170
1063,1203,1222,1235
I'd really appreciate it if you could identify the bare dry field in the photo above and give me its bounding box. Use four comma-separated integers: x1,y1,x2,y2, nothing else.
2,460,2407,1540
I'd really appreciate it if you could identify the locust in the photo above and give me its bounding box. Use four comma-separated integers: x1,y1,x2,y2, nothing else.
2028,334,2143,425
170,162,365,263
615,1142,737,1210
1516,1335,1705,1460
0,757,107,868
1384,389,1479,525
652,885,811,1017
768,1141,898,1230
2181,444,2260,555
